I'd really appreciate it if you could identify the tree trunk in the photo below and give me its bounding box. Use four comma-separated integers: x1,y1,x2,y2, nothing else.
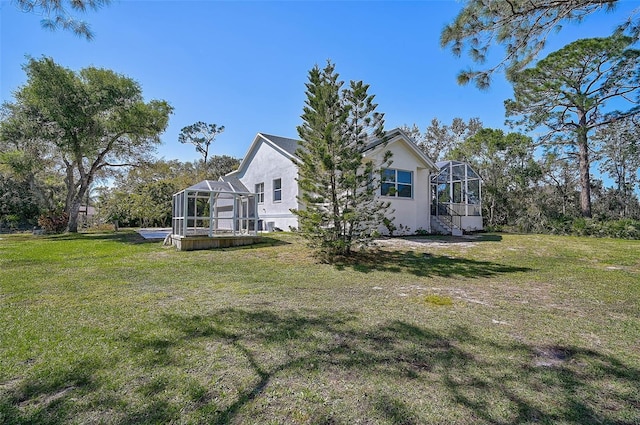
63,162,76,214
67,197,81,233
66,177,90,233
577,126,592,218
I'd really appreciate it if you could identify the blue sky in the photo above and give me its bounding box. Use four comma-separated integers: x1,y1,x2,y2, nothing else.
2,0,639,164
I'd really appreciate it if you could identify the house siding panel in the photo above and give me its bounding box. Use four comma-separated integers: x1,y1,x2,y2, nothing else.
369,138,432,234
235,139,299,230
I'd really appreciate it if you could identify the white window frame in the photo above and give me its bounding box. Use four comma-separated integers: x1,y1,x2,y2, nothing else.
273,178,282,203
255,182,264,203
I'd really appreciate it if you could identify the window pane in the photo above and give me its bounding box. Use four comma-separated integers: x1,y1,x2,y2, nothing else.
437,183,450,203
452,164,465,181
381,182,394,196
453,181,462,203
397,170,412,184
273,179,282,202
468,180,480,204
255,183,264,203
382,169,395,182
397,184,412,198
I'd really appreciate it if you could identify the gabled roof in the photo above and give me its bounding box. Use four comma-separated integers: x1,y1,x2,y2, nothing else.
259,133,300,158
183,179,251,194
226,132,301,179
435,160,482,180
219,174,249,192
364,128,438,171
226,127,438,179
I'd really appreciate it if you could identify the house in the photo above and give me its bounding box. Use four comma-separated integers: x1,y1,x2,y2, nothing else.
221,128,483,235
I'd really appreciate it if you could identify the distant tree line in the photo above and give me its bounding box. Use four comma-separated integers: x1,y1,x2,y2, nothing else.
404,116,640,238
437,1,640,238
96,156,239,229
0,152,239,232
0,57,238,232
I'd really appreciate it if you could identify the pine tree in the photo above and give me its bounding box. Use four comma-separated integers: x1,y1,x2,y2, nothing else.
505,35,640,218
294,61,391,258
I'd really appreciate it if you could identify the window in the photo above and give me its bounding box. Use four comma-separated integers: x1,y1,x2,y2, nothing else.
273,178,282,202
381,168,412,198
255,182,264,203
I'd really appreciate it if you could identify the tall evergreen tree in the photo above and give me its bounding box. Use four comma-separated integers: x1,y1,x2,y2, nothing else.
294,61,391,258
14,0,112,40
441,0,635,88
505,35,640,218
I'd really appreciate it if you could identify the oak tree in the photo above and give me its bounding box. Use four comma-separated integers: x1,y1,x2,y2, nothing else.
403,117,482,162
1,57,172,232
450,128,540,227
593,117,640,217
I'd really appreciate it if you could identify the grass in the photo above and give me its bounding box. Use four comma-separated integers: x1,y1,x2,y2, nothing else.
0,230,639,424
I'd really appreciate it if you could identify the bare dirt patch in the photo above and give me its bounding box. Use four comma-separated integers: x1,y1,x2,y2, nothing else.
374,236,479,250
533,346,574,368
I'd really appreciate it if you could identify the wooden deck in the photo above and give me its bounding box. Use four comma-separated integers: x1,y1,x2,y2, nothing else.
167,234,262,251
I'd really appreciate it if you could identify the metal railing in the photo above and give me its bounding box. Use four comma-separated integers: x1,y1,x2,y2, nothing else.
432,202,463,232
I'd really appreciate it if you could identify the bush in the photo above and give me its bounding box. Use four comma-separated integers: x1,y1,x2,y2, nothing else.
549,218,640,239
599,219,640,239
501,216,640,239
38,212,69,233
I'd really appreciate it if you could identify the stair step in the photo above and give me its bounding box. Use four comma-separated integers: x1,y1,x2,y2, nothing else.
431,215,462,236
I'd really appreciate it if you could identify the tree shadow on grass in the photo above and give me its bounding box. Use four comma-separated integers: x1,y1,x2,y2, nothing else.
2,309,639,424
393,233,503,244
124,309,639,424
40,233,291,250
334,249,531,278
43,231,154,245
0,358,104,425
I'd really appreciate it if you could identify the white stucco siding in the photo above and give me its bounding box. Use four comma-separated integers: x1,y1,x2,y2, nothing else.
235,140,300,230
368,138,432,234
461,216,483,232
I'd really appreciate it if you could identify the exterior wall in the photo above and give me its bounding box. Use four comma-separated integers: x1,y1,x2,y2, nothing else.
234,140,300,231
461,216,483,232
367,139,432,235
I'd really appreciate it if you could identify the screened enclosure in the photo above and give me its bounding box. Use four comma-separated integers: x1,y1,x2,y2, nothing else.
172,180,258,237
431,161,482,221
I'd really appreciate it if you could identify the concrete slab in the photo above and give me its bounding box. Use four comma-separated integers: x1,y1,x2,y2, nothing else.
137,228,172,240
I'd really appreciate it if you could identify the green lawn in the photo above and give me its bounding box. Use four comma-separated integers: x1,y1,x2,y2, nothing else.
0,231,638,424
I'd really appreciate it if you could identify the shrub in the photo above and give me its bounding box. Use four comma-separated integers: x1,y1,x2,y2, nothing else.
501,216,640,239
38,211,69,233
